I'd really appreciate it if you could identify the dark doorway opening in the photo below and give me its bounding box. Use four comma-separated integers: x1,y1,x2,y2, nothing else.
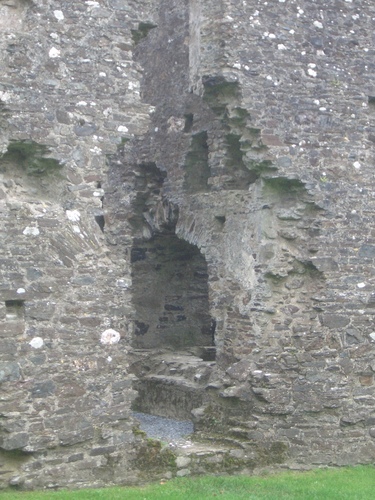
131,234,214,350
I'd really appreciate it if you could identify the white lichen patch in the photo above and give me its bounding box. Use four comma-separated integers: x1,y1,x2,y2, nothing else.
90,146,102,155
0,90,12,102
66,209,81,222
313,21,323,29
23,226,40,236
85,1,100,8
100,329,121,345
49,47,61,58
53,10,64,21
307,64,317,77
117,125,129,133
29,337,44,349
116,278,131,289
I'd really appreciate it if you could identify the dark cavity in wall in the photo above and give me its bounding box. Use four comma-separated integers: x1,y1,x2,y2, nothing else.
95,215,105,232
94,181,105,232
184,131,210,193
5,300,25,320
131,22,158,45
131,234,214,350
183,113,194,133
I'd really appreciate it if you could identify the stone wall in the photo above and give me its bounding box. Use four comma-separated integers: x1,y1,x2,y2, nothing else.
1,0,375,490
0,0,154,489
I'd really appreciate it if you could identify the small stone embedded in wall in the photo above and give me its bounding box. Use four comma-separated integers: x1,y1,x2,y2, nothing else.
100,328,121,345
66,209,81,222
0,361,20,383
53,10,64,21
23,226,40,236
49,47,61,58
29,337,44,349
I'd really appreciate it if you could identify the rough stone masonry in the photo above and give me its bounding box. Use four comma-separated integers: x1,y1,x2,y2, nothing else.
1,0,375,490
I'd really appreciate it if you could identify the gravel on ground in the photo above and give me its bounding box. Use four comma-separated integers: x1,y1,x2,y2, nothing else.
132,411,194,446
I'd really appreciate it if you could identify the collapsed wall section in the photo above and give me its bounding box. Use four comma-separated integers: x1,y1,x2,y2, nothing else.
128,0,375,469
189,0,375,467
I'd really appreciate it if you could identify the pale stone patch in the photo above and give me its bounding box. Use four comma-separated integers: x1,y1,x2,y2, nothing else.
49,47,61,58
29,337,44,349
53,10,64,21
313,21,323,29
23,226,40,236
100,329,121,345
0,90,12,102
85,1,100,8
66,209,81,222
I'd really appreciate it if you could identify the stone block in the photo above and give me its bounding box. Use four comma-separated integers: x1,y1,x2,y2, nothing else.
30,380,56,398
320,314,350,329
359,245,375,258
0,432,29,451
0,361,20,382
176,456,191,468
90,446,116,456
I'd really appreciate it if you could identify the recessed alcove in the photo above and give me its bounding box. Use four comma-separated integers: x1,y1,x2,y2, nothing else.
5,300,25,320
131,234,214,350
130,233,216,420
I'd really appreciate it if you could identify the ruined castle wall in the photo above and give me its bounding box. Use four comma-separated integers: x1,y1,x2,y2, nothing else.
0,0,155,489
198,0,375,466
122,0,375,467
1,0,375,490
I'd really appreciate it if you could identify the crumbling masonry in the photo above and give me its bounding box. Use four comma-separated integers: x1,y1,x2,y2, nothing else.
1,0,375,490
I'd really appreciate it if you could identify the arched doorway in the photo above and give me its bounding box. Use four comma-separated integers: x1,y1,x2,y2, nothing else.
131,233,214,351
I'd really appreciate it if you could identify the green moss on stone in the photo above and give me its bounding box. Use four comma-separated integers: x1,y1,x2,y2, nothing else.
1,140,61,176
134,438,177,471
131,22,157,45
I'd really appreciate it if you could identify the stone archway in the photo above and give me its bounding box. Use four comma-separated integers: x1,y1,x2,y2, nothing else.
131,233,214,351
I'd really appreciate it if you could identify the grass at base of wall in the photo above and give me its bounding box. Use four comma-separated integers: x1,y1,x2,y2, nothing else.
2,466,375,500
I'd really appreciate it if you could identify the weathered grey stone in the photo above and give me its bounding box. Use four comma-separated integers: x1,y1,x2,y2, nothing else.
0,432,29,451
359,245,375,259
73,123,98,137
176,456,191,468
176,468,191,477
0,0,375,490
321,314,350,329
0,361,20,382
30,380,56,398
